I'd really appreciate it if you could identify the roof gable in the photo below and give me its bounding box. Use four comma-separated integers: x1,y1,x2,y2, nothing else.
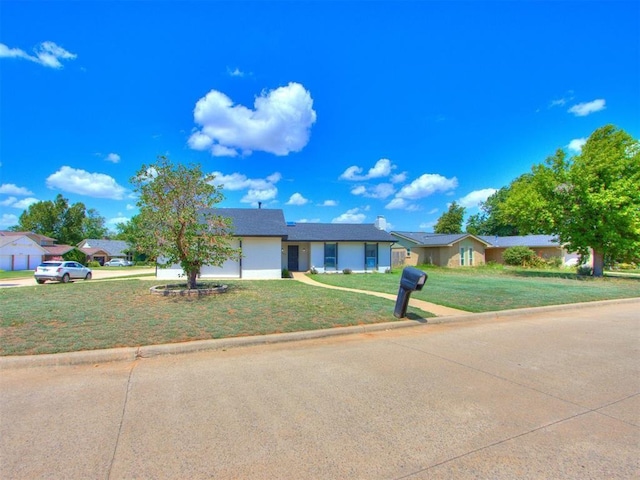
204,208,288,237
78,239,130,256
391,231,490,247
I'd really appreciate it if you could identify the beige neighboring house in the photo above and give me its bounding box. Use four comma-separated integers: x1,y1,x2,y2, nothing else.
77,239,132,265
391,232,568,267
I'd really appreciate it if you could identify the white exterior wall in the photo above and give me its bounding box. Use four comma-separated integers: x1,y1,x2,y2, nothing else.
309,242,393,273
0,237,45,271
338,243,364,272
156,237,282,280
241,237,282,279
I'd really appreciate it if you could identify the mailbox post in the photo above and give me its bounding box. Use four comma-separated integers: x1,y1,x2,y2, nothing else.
394,267,428,318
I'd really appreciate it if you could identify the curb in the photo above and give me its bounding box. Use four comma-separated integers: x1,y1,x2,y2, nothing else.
1,297,638,369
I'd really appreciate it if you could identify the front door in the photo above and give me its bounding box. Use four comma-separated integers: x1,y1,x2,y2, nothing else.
288,245,299,271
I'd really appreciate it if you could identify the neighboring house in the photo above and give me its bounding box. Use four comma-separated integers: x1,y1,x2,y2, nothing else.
158,209,394,280
0,231,78,270
392,232,491,267
391,231,567,267
0,233,46,270
479,235,566,263
77,239,132,265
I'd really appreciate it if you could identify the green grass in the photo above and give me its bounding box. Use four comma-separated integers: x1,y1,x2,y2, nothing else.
310,265,640,313
0,270,35,280
0,280,429,356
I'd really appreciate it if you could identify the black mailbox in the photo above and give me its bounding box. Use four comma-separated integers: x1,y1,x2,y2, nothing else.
394,267,428,318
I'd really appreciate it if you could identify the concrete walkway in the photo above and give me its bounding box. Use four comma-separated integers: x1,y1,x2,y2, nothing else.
292,271,468,316
1,300,638,479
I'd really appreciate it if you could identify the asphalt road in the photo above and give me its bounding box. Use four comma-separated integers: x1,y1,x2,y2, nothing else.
1,300,639,479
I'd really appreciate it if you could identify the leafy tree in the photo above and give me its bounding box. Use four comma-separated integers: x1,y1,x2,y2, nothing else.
434,201,465,234
465,187,520,236
131,156,240,289
115,215,148,261
500,125,640,276
82,208,108,239
13,194,103,245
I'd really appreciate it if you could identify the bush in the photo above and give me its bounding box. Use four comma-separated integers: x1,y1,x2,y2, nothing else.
342,268,353,274
63,249,88,266
577,265,593,276
309,267,318,275
88,261,101,268
281,268,291,278
502,246,536,266
546,256,563,268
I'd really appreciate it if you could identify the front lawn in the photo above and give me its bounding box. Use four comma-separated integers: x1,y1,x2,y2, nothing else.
310,266,640,313
0,280,429,356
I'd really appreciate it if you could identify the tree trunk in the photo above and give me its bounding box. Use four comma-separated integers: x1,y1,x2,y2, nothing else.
592,250,604,277
187,270,199,289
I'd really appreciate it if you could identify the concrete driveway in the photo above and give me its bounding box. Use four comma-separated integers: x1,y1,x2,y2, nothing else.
0,267,155,288
1,300,638,479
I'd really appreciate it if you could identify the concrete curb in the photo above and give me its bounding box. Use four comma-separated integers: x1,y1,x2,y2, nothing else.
2,297,638,370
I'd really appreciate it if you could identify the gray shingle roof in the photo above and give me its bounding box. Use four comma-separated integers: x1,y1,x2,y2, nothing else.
392,231,490,247
479,235,561,248
285,223,394,242
78,239,130,256
204,208,289,237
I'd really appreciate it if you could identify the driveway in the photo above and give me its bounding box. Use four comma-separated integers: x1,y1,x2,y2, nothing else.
0,267,155,288
1,300,638,479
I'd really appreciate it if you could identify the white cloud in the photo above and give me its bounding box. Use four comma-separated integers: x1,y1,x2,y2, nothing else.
339,158,395,181
395,173,458,200
332,208,366,224
390,172,407,183
12,197,39,209
296,218,320,223
210,171,281,193
188,82,316,157
126,204,136,210
319,200,338,207
427,208,439,215
106,153,121,163
286,193,309,206
107,216,130,225
351,183,395,199
0,213,19,229
568,99,605,117
568,137,587,152
385,198,408,210
46,166,126,200
0,197,16,207
458,188,497,208
227,67,245,77
0,183,33,196
0,41,76,69
241,188,278,205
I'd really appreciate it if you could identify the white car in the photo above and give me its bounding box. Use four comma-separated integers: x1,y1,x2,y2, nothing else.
34,261,92,284
104,259,133,267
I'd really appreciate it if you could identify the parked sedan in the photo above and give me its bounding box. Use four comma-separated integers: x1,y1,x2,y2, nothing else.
34,261,92,284
104,259,133,267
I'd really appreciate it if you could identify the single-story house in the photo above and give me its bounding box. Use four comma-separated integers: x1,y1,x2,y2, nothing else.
0,231,78,270
391,231,568,267
77,239,132,265
157,209,394,280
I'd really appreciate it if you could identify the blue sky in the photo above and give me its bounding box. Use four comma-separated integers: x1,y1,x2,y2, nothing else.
1,1,638,233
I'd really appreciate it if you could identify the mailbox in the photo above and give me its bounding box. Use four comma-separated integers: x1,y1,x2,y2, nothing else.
394,267,428,318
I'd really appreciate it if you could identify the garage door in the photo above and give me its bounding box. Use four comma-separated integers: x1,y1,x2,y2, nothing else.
13,255,28,271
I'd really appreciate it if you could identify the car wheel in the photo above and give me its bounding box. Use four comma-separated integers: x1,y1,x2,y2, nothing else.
36,279,45,284
85,272,92,281
61,273,70,283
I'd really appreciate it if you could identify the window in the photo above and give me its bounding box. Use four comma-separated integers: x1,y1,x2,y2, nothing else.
460,247,465,266
365,243,377,269
324,243,337,270
469,247,473,266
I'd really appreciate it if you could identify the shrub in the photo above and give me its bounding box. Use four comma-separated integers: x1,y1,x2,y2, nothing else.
502,246,536,266
342,268,353,274
546,256,563,268
88,261,101,268
309,267,318,275
281,268,291,278
63,249,88,266
577,265,593,276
